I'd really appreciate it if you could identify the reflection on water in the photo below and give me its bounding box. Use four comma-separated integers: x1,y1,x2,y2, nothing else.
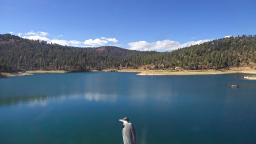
0,95,48,106
0,92,118,107
0,73,180,107
0,89,172,107
0,72,256,144
83,92,117,102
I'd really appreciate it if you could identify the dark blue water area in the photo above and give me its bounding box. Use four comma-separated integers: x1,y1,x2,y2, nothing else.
0,72,256,144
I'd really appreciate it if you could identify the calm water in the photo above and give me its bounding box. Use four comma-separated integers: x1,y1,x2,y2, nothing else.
0,72,256,144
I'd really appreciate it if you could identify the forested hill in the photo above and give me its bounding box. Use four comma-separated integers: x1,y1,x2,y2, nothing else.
163,35,256,69
0,34,256,72
0,34,160,72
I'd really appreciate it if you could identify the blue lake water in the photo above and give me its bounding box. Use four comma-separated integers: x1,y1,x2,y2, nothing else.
0,72,256,144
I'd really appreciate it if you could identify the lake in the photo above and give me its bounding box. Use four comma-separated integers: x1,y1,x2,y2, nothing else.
0,72,256,144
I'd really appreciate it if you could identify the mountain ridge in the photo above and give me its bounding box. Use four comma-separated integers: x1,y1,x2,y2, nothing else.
0,34,256,72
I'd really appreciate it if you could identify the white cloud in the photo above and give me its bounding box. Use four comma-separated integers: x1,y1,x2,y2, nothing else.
180,40,210,48
21,31,50,41
15,31,118,47
224,35,231,38
83,37,118,47
127,41,150,51
128,40,180,51
51,39,83,47
128,39,210,52
12,31,210,51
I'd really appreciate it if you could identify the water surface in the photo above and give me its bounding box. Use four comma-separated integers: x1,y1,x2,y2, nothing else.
0,72,256,144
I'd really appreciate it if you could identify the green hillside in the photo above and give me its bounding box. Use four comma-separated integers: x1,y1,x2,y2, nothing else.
0,34,256,72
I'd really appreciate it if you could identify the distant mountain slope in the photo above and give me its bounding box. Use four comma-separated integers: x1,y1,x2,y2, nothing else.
0,34,158,72
0,34,256,72
162,35,256,69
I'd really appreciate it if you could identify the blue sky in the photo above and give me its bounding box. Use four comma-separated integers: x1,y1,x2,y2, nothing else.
1,0,256,51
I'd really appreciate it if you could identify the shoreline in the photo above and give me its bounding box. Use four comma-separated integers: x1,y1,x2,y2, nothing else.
0,70,67,77
244,76,256,80
1,67,256,78
26,70,67,74
117,68,256,76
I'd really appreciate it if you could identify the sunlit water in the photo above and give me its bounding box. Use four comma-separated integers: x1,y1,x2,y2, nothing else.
0,72,256,144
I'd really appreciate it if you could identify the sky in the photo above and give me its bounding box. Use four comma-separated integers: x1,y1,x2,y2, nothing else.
1,0,256,51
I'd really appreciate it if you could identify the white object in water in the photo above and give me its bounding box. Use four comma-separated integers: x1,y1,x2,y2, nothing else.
230,84,239,88
119,117,136,144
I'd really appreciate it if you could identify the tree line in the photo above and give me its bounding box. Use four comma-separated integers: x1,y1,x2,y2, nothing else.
0,34,256,72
